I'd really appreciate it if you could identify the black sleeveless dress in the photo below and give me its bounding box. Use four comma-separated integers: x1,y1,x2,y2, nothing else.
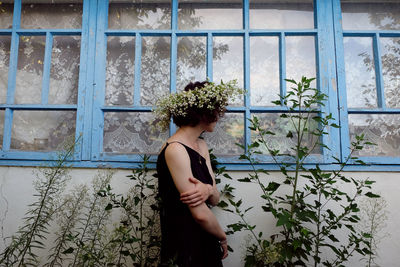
157,142,223,267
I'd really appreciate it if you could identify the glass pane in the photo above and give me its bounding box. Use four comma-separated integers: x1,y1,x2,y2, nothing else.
286,36,316,87
105,36,135,106
103,112,168,154
49,36,81,105
381,37,400,108
0,110,4,149
343,37,377,108
202,113,244,156
250,36,279,106
141,36,170,106
177,36,206,92
0,36,11,104
250,0,314,29
108,1,171,30
251,113,321,155
178,0,242,30
342,2,400,30
11,111,76,151
15,35,45,104
0,3,13,29
21,1,83,29
349,114,400,157
213,36,243,105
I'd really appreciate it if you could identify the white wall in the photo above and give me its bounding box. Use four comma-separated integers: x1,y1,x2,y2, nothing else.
0,166,399,266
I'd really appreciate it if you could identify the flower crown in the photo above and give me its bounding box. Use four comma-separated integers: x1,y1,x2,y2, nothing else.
152,80,243,131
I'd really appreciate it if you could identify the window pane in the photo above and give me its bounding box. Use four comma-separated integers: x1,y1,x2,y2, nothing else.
49,36,81,105
203,113,244,156
103,112,168,154
21,1,83,29
213,36,243,105
11,111,76,151
0,36,11,104
178,0,242,30
105,36,135,106
349,114,400,157
250,0,314,29
251,113,321,155
141,36,170,106
108,1,171,30
342,2,400,30
286,36,316,86
15,35,45,104
381,37,400,109
177,36,206,92
0,110,4,149
250,36,279,106
0,3,13,29
343,37,377,108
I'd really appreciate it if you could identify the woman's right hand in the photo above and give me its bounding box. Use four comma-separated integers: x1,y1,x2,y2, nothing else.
220,239,228,259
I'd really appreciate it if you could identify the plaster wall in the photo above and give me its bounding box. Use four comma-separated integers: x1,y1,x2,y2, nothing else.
0,166,399,266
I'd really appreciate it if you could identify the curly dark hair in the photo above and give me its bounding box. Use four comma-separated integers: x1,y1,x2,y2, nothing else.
172,81,225,128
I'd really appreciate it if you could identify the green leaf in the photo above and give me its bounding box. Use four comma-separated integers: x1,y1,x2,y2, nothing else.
266,182,280,193
63,247,74,254
218,200,229,208
365,192,380,198
105,203,113,211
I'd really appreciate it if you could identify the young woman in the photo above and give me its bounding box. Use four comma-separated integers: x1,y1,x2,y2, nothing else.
155,81,241,266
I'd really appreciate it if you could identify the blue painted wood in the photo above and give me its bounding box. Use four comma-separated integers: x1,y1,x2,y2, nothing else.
2,0,399,167
2,109,13,151
315,0,341,163
343,31,400,37
133,33,142,106
5,2,21,105
243,0,249,30
75,0,93,161
279,32,286,104
91,0,108,161
16,29,81,35
332,0,350,163
41,32,53,105
207,33,213,80
101,106,152,112
0,104,76,110
348,108,400,114
373,33,385,109
0,30,12,35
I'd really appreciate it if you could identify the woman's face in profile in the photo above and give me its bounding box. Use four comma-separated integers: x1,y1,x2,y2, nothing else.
203,121,217,132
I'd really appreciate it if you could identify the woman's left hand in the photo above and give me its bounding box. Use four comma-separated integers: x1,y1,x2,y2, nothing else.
180,177,211,207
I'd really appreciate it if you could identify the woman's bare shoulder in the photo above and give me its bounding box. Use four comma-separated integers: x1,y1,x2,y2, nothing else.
164,142,188,160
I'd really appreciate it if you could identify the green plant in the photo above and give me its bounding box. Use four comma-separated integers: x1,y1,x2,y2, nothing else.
66,170,114,267
0,139,75,266
221,77,380,266
98,155,161,266
359,195,389,267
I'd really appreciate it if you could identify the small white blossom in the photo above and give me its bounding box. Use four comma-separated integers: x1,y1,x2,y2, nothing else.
151,80,244,131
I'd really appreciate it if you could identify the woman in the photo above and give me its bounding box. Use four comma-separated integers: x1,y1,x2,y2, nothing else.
155,80,242,266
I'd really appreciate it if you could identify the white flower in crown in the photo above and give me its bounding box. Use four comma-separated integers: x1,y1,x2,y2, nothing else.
152,80,244,131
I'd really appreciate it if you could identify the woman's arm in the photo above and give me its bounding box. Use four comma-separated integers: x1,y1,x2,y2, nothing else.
179,140,220,207
165,143,226,242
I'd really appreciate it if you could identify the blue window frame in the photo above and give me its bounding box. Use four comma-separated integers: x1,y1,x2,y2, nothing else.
0,0,399,170
333,0,400,168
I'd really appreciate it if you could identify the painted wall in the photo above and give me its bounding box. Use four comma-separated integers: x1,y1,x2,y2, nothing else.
0,166,399,266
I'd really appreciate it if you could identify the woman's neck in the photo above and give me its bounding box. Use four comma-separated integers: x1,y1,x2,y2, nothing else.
172,125,204,147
